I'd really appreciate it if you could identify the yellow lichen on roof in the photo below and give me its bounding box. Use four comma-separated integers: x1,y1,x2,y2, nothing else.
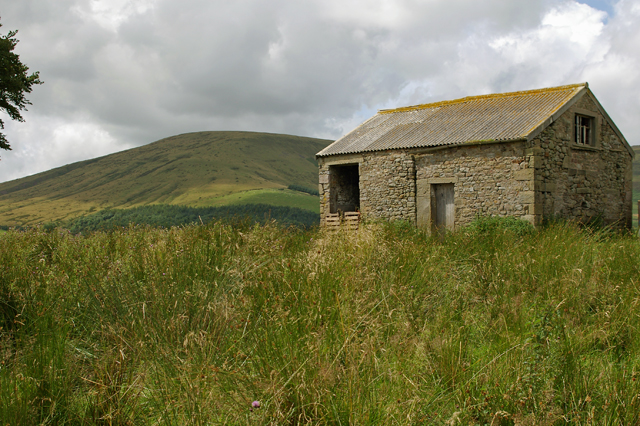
316,82,593,158
379,83,588,115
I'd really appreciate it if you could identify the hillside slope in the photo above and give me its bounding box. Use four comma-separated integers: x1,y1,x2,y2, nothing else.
0,131,330,226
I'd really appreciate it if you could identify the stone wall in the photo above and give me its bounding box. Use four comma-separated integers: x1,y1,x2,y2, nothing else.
359,151,416,222
528,92,633,228
317,151,416,224
414,141,532,228
318,143,534,228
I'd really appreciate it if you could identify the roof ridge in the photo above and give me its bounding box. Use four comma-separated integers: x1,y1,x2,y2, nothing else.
379,82,588,115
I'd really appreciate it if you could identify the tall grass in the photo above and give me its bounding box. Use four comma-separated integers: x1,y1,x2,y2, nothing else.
0,221,639,424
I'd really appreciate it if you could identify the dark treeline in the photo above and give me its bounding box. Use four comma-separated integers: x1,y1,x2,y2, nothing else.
58,204,319,233
287,184,319,196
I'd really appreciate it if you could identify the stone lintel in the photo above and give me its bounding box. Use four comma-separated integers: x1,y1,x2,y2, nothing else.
428,177,459,184
544,183,557,192
322,154,363,166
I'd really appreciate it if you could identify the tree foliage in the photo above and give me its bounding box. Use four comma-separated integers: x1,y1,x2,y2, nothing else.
61,203,319,234
0,20,42,150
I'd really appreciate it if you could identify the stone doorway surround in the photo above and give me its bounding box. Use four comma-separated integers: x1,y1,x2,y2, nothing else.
416,177,458,233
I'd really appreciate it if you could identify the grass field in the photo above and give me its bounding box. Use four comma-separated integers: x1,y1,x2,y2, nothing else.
1,220,639,424
204,188,320,213
633,145,639,225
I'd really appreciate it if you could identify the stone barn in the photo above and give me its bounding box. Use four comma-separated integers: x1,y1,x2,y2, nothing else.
316,83,634,232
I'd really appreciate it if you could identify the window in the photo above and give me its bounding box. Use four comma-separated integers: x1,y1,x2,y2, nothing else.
574,114,593,145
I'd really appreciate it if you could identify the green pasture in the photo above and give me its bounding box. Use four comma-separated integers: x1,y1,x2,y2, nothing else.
207,188,319,213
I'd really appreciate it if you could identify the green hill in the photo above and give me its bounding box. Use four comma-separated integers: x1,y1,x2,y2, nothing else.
0,131,330,226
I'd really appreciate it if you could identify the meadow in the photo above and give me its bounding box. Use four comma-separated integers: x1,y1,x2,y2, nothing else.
1,220,639,425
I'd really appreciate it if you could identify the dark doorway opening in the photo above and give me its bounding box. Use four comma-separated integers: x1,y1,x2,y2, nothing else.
329,164,360,214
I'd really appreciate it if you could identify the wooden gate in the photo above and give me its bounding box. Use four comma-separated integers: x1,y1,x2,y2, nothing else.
324,211,361,231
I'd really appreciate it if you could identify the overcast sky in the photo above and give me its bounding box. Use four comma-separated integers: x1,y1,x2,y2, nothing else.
0,0,638,183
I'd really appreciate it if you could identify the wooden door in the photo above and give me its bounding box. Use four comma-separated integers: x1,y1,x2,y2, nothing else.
434,183,454,232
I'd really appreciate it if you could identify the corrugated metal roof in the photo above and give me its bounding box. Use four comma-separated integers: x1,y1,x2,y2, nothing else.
317,83,587,157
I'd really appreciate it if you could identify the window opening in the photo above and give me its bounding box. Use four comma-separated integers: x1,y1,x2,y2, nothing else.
575,115,592,145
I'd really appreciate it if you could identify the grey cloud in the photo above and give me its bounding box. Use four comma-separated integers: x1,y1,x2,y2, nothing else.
0,0,637,183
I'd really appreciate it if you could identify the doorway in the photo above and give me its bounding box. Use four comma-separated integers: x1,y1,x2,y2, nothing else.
433,183,455,232
329,164,360,213
416,179,455,234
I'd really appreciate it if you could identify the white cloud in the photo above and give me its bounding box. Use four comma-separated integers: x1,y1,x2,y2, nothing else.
580,0,640,141
72,0,159,32
378,0,638,123
1,116,131,182
489,2,606,61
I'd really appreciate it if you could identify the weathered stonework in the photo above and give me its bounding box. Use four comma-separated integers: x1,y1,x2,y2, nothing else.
318,86,633,232
359,151,416,222
526,93,633,228
414,141,533,228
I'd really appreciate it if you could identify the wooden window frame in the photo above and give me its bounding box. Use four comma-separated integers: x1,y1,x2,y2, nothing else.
572,109,599,149
575,115,592,145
